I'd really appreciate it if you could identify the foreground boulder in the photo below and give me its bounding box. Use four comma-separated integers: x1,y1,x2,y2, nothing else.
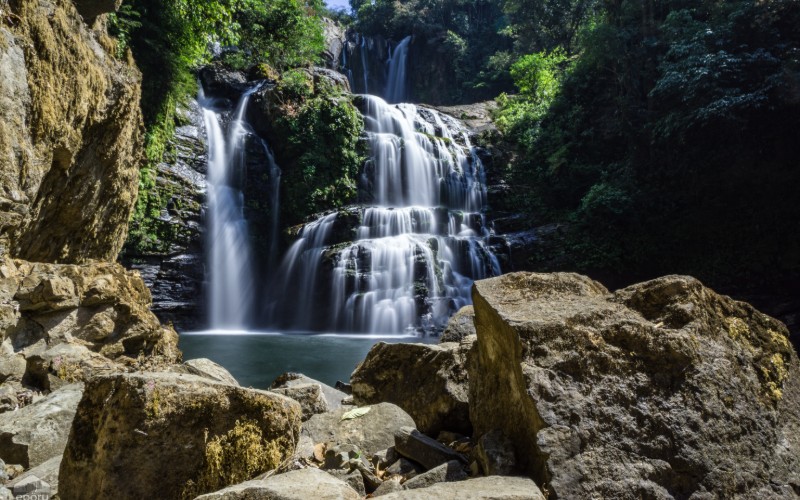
59,372,302,500
302,403,415,456
470,273,800,498
0,384,82,468
351,340,472,435
196,468,361,500
379,475,544,499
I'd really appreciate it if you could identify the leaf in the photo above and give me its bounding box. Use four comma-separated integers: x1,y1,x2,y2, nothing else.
340,406,371,421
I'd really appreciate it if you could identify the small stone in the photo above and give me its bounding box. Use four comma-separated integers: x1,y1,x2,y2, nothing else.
394,427,467,470
271,373,348,410
323,443,363,470
372,478,404,497
402,460,468,490
371,447,399,469
272,384,328,421
4,464,23,480
327,468,366,496
473,429,517,475
386,457,423,478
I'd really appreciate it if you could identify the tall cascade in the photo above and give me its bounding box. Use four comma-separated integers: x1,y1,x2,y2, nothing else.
342,34,411,103
200,84,266,330
385,35,411,103
267,95,500,334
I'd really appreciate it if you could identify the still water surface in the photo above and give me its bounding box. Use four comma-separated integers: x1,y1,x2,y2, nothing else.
180,331,434,388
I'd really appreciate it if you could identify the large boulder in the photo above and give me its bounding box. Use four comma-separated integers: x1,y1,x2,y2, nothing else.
470,272,800,498
302,403,415,456
378,475,544,499
351,341,472,436
58,372,302,500
195,468,361,500
0,256,179,392
0,384,83,468
0,0,143,262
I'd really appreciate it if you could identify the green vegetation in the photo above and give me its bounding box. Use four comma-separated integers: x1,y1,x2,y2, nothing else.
494,0,800,292
350,0,515,102
113,0,326,254
222,0,325,71
267,71,366,227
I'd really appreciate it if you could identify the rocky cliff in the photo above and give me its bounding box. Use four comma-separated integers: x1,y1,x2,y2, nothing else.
0,0,142,263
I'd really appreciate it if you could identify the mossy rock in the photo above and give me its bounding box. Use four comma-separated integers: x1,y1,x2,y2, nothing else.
59,372,302,500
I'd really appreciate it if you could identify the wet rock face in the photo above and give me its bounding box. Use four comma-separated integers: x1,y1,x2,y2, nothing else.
469,272,800,499
58,372,302,500
0,0,143,263
121,99,207,331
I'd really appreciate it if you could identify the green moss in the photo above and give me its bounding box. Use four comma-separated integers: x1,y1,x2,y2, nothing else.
270,73,367,227
182,419,283,499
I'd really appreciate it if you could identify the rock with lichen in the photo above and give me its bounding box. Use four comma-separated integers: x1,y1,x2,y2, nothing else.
58,372,302,500
0,0,142,262
469,272,800,498
0,255,180,394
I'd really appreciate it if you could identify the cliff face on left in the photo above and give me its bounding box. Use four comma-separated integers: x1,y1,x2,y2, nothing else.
0,0,143,263
0,0,180,412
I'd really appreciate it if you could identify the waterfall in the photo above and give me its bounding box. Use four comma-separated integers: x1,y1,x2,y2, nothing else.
267,95,500,334
385,36,411,104
199,83,267,330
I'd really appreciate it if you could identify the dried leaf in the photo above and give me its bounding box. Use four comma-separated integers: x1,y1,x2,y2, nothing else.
340,406,371,421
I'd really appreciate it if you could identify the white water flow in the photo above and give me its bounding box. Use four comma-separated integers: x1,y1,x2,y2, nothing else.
385,36,411,104
200,84,262,330
270,95,500,334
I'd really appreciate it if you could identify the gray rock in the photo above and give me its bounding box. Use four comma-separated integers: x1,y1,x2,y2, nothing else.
58,372,302,500
394,427,467,471
440,306,475,343
470,272,800,499
352,341,472,436
378,475,544,499
271,384,328,421
0,383,19,413
195,468,361,499
198,64,249,100
386,457,423,478
372,478,404,497
302,403,415,456
177,358,239,386
323,443,364,470
271,372,348,410
73,0,122,21
402,460,468,490
24,343,121,391
0,487,10,500
372,447,399,469
8,455,60,497
473,429,517,476
0,383,83,468
327,468,366,496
